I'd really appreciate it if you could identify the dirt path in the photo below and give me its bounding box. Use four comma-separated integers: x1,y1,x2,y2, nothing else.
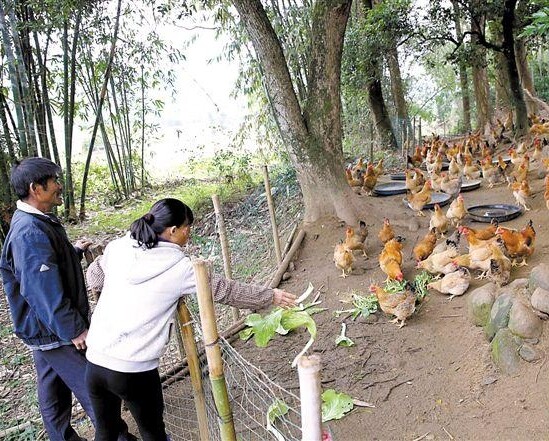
235,171,549,440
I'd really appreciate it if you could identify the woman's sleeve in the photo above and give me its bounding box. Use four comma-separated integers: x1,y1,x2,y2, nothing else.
86,255,105,293
210,275,274,310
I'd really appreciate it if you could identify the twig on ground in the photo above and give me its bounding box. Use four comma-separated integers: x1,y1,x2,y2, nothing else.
535,355,547,383
382,378,413,401
412,432,430,441
442,426,455,440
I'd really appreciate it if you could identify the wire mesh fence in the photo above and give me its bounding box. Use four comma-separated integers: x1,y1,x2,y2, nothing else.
158,299,302,441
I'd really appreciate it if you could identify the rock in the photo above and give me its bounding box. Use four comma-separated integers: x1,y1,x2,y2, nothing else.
508,299,543,339
282,272,292,281
468,284,496,327
519,343,541,362
529,263,549,294
484,292,514,341
491,328,521,376
508,278,528,292
531,287,549,314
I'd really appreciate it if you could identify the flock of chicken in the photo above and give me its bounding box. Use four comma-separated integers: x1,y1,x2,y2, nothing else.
336,123,549,328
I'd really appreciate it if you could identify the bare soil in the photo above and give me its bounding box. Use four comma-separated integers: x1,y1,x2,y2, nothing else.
235,170,549,441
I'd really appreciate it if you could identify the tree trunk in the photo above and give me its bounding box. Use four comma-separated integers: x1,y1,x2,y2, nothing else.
386,45,412,140
367,74,398,149
0,93,16,161
501,0,528,136
515,38,537,114
231,0,364,225
451,0,471,132
470,7,491,132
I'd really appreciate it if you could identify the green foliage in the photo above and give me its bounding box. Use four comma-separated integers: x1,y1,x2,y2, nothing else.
321,389,354,422
334,293,378,321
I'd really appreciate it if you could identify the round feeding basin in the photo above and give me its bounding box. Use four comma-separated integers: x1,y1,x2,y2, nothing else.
405,192,451,211
460,179,482,192
390,172,406,181
373,181,407,196
492,156,512,165
467,204,523,223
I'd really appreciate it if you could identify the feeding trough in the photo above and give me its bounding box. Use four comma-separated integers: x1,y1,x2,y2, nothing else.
405,192,452,211
373,181,407,196
467,204,522,223
390,172,406,181
492,156,512,165
460,179,482,192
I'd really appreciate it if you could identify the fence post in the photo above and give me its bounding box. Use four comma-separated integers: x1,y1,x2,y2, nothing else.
263,165,282,265
298,355,322,441
419,118,422,144
412,116,416,148
193,259,237,441
211,194,239,322
176,300,209,441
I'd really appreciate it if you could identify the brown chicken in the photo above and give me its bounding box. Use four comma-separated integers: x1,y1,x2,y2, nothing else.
459,226,498,252
417,245,459,274
406,181,432,216
378,218,395,245
369,284,416,328
440,173,463,198
379,237,404,281
362,164,378,195
427,267,471,300
446,194,468,226
511,179,531,211
333,242,355,278
413,228,438,262
345,167,363,187
429,203,449,237
458,222,498,241
495,220,536,266
344,221,368,257
544,175,549,211
405,168,425,193
373,158,384,178
463,156,481,180
487,240,512,286
481,160,505,188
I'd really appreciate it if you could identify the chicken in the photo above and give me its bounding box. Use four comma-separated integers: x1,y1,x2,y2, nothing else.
452,253,491,278
333,242,355,278
413,228,438,262
446,194,468,226
344,221,368,257
378,218,395,245
544,175,549,211
379,237,404,281
463,156,481,180
405,168,425,193
511,179,531,211
481,160,505,188
459,226,498,252
429,203,449,237
440,173,463,198
432,230,461,255
448,157,462,178
486,240,512,286
352,157,365,176
408,146,424,168
495,220,535,266
427,267,471,300
345,167,363,187
458,222,497,241
417,245,459,275
362,164,378,195
369,283,416,328
406,180,432,216
373,158,384,178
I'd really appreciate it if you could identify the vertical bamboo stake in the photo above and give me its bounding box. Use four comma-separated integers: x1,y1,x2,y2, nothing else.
193,260,237,441
298,355,322,441
412,116,416,148
262,165,282,264
176,300,209,441
211,194,239,322
419,118,422,143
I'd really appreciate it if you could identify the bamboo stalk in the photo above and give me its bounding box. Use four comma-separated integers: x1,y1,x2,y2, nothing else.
263,165,282,264
298,355,322,441
281,222,298,259
268,229,306,289
193,260,237,441
212,194,239,322
176,300,209,441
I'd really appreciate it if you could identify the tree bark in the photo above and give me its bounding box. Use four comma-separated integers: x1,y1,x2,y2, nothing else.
367,73,398,150
231,0,364,225
386,45,412,141
451,0,471,132
470,5,491,132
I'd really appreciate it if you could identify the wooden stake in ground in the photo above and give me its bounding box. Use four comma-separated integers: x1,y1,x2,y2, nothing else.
263,165,282,265
193,259,237,441
212,194,239,322
176,300,209,441
298,355,322,441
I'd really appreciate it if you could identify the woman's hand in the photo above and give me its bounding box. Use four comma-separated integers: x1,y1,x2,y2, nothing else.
273,289,297,309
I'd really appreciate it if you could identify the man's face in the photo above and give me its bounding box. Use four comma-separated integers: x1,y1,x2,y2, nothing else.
36,176,63,209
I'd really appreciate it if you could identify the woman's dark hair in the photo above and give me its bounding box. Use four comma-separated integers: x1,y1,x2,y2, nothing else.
130,198,194,249
11,158,62,199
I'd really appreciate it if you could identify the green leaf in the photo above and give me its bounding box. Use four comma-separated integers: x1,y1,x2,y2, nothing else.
280,310,316,338
335,323,355,347
321,389,354,422
244,309,285,347
266,399,289,441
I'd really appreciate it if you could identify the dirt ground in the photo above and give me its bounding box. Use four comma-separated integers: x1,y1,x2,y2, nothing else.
235,169,549,441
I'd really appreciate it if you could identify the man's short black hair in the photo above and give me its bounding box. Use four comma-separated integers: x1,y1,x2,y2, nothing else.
11,157,62,200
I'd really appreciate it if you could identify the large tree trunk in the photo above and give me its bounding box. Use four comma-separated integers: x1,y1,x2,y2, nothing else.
367,73,398,150
231,0,364,225
502,0,528,136
515,38,537,114
451,0,471,132
470,7,491,132
386,46,412,141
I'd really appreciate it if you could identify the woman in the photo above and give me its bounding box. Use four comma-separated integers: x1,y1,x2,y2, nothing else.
84,198,296,441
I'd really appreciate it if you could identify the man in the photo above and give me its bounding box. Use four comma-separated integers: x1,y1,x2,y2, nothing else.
0,158,134,441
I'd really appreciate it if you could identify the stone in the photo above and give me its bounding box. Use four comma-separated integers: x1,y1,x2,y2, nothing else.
508,278,528,292
484,292,514,341
467,284,496,327
282,272,292,281
519,343,541,362
531,287,549,314
508,299,543,339
529,263,549,294
491,328,521,376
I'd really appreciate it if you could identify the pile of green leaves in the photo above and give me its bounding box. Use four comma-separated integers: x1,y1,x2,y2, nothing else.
334,293,378,320
383,270,434,303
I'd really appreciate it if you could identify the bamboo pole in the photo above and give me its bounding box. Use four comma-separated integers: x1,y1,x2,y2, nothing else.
263,165,282,265
193,260,237,441
212,194,239,322
281,222,298,259
268,229,305,289
176,300,209,441
298,355,322,441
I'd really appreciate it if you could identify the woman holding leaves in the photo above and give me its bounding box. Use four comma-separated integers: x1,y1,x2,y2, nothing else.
84,198,296,441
